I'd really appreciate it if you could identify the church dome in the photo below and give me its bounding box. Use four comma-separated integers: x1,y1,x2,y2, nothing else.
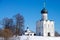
41,8,48,14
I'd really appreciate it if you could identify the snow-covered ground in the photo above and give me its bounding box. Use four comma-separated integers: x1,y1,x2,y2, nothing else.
0,36,60,40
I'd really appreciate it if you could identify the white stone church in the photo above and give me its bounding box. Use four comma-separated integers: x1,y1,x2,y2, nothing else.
36,6,54,37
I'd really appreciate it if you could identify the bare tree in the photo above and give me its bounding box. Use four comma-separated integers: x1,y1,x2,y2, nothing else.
2,17,13,29
2,17,16,31
14,13,24,36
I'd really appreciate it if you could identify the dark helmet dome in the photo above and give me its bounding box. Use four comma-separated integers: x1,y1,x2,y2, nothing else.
41,8,48,14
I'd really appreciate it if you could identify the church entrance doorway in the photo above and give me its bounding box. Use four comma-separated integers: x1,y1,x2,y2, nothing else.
48,32,50,36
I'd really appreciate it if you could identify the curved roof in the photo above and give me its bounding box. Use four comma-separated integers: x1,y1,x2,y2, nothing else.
41,8,48,14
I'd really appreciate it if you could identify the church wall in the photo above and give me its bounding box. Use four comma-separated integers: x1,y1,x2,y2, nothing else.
43,20,48,36
36,21,41,36
42,20,54,36
50,21,55,36
36,20,44,36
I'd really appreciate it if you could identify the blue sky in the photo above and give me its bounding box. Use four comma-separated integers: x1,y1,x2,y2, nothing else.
0,0,60,33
